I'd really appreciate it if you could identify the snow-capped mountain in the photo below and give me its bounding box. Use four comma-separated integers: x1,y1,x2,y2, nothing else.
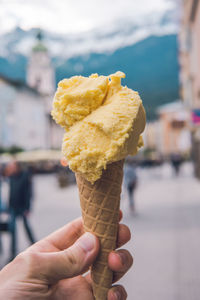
0,8,178,59
0,8,180,119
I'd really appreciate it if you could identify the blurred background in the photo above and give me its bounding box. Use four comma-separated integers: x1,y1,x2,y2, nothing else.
0,0,200,299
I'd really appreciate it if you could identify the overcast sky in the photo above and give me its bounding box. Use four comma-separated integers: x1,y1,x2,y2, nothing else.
0,0,176,34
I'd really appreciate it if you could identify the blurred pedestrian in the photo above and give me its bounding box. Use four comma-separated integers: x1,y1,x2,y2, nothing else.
170,153,183,175
124,163,138,212
5,161,35,260
0,164,3,254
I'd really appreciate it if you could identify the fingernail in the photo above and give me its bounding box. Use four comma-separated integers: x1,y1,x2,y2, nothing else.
114,290,121,300
77,232,96,252
118,252,127,266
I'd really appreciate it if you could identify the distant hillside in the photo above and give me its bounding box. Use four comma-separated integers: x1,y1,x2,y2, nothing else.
56,34,179,120
0,34,179,120
0,54,27,81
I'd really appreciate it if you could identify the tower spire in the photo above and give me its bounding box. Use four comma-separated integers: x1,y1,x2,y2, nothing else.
36,29,43,42
27,29,55,95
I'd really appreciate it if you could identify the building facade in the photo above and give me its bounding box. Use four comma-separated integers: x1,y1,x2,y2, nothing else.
143,102,191,160
0,30,63,151
179,0,200,177
157,101,191,157
0,77,47,150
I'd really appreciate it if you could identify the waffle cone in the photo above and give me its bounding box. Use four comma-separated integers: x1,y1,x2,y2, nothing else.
75,160,124,300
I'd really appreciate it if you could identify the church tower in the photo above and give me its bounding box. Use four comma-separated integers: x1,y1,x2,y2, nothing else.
27,30,62,149
27,30,55,96
26,30,60,149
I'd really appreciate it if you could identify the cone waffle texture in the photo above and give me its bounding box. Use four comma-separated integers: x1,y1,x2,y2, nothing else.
75,160,124,300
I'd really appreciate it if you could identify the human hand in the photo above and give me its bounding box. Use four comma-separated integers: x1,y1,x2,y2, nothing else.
0,214,133,300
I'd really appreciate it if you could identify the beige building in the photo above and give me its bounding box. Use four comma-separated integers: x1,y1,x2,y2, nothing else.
144,122,158,151
157,102,191,156
179,0,200,176
144,102,191,158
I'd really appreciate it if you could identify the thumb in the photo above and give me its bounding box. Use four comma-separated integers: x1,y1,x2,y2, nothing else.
40,232,99,283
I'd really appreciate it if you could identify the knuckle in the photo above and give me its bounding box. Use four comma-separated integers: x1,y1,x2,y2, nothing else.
124,288,128,299
128,252,134,268
13,251,27,265
15,251,42,276
26,251,41,266
110,285,127,300
65,248,79,268
122,223,131,237
121,249,134,269
117,286,127,300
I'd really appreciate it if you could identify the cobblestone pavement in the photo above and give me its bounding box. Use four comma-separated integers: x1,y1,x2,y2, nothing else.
1,163,200,300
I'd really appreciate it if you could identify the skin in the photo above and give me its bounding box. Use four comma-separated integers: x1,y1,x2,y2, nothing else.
0,214,133,300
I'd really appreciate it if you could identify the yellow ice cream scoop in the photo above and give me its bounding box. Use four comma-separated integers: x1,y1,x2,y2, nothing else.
52,74,109,129
52,71,146,183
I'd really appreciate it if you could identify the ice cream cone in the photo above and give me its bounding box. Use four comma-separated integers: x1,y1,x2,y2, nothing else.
75,160,124,300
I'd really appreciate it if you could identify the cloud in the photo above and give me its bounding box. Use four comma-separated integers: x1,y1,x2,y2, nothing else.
0,0,176,34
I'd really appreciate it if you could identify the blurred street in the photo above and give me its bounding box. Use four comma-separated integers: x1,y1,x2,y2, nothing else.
1,162,200,300
1,1,200,299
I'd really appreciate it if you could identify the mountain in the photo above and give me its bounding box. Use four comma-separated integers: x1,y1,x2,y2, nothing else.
0,12,179,120
0,53,27,81
0,8,178,59
55,34,179,119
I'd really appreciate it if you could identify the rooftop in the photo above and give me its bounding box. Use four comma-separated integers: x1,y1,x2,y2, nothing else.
32,29,48,52
32,42,47,52
0,75,40,95
157,101,185,114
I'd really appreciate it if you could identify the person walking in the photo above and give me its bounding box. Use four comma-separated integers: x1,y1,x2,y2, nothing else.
124,162,138,213
170,153,183,175
5,161,35,260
